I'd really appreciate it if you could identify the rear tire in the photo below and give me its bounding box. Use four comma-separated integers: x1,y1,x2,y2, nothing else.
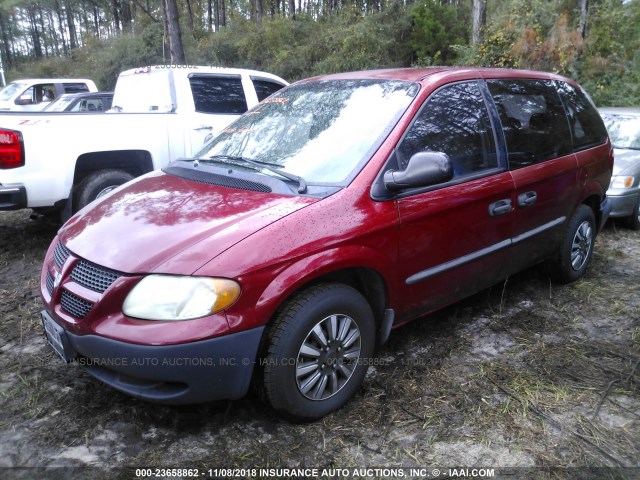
262,283,375,421
74,169,134,212
548,205,595,283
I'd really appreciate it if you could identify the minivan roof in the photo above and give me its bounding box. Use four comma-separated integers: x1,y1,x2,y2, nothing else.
299,67,576,85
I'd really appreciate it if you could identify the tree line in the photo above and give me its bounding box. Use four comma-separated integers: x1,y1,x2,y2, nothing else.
1,0,638,106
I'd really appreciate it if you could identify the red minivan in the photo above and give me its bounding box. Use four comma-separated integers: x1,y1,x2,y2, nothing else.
40,68,612,420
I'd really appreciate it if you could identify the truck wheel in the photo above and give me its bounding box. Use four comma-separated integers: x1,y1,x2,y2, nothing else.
548,205,595,283
623,195,640,230
74,169,134,212
262,283,375,421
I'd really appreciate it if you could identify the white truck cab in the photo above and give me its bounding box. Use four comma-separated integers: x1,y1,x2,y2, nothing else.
0,66,287,219
0,79,98,112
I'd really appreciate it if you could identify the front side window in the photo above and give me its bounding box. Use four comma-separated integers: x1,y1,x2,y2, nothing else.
555,81,608,151
488,79,572,169
194,79,418,188
189,75,247,114
397,81,498,178
17,84,55,104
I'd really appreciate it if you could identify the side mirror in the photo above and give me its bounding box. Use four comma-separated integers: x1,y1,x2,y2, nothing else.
384,151,453,191
15,97,34,106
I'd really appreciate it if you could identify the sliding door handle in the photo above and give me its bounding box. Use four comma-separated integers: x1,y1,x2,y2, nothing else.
517,191,538,207
488,199,513,217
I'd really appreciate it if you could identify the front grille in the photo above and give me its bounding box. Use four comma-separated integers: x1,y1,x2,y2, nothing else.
46,271,54,296
71,260,121,293
60,290,94,319
53,242,71,269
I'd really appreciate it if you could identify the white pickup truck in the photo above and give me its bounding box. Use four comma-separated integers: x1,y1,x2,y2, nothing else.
0,66,287,218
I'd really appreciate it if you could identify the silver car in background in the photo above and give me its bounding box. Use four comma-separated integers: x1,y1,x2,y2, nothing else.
600,108,640,229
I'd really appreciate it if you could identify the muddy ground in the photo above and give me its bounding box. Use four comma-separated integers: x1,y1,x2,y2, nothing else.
0,209,638,480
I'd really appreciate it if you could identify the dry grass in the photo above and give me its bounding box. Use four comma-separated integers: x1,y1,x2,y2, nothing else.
0,210,638,478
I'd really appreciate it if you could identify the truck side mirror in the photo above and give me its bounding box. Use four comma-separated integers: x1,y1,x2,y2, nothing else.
15,97,34,106
383,151,453,191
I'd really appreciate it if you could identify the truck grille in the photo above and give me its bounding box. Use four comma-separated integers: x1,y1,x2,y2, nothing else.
60,290,94,319
71,260,121,293
53,242,71,269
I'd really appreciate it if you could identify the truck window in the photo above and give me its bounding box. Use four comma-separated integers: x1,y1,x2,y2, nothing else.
555,81,608,152
63,83,90,94
189,75,247,115
487,79,572,169
251,77,286,102
19,84,55,104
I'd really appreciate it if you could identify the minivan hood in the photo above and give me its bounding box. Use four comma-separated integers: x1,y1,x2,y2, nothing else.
612,148,640,176
60,171,317,274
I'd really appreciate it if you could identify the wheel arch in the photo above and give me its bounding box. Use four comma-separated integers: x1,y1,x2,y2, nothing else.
73,150,154,187
254,247,396,348
581,192,603,230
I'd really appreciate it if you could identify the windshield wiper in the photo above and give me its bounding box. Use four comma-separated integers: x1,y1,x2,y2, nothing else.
204,155,308,194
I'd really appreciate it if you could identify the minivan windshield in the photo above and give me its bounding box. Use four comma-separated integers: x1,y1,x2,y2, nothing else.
194,79,419,186
0,82,26,101
602,114,640,150
44,95,74,111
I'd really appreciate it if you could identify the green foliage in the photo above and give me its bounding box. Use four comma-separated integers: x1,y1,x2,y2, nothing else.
196,7,415,82
7,23,165,90
3,0,639,106
577,0,640,106
410,0,469,65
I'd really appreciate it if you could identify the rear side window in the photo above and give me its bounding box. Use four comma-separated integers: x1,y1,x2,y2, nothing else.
398,81,497,179
251,77,285,102
63,83,90,94
488,79,572,169
555,81,608,151
189,75,247,114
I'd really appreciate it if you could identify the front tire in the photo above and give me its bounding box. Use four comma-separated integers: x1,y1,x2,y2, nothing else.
74,169,134,212
548,205,596,283
262,283,375,421
623,194,640,230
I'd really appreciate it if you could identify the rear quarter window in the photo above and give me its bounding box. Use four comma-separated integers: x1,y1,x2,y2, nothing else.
555,81,608,152
63,83,90,94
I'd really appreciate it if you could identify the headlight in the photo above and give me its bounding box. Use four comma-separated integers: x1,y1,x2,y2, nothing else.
123,275,240,321
610,175,635,189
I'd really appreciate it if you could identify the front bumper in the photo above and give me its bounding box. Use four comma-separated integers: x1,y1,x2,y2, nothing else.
598,195,612,232
0,184,27,210
42,309,264,404
607,189,639,219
